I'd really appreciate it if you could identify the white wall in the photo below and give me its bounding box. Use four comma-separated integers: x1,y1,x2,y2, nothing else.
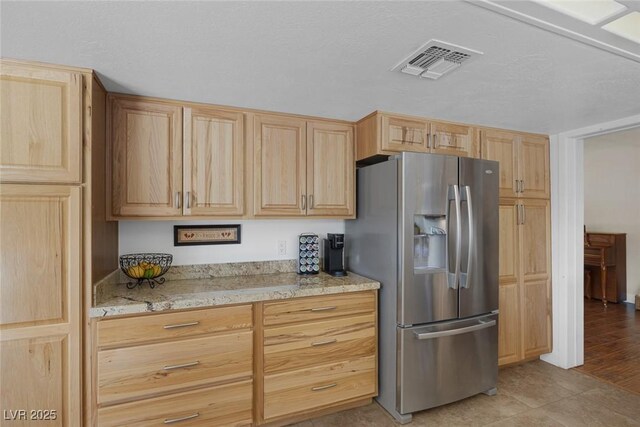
119,219,345,266
584,128,640,302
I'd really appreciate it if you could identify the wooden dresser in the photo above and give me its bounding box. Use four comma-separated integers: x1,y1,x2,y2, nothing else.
584,232,627,304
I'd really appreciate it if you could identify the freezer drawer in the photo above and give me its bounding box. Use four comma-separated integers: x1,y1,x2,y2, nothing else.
397,313,498,414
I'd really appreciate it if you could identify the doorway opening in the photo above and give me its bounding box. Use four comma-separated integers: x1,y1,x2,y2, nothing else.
575,128,640,394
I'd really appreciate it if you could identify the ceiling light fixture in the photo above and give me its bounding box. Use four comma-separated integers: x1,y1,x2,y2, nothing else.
533,0,627,25
602,11,640,44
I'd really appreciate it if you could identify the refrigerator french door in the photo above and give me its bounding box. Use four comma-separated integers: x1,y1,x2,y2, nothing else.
346,152,499,423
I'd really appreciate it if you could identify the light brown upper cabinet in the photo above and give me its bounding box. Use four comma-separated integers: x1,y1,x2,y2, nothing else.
481,129,549,199
254,114,355,218
381,115,429,153
253,114,307,216
183,107,244,216
109,96,246,218
109,96,183,217
356,112,479,161
306,121,354,217
1,61,82,183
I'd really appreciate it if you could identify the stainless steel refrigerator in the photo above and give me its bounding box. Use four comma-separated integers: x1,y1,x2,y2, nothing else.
346,152,499,424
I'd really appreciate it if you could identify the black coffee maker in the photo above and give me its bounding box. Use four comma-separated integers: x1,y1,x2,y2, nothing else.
323,234,347,277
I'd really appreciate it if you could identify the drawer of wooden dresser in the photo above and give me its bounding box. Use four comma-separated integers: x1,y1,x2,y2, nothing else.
97,304,252,348
98,332,252,405
98,379,252,427
264,356,376,421
586,234,615,246
263,291,375,326
264,313,375,374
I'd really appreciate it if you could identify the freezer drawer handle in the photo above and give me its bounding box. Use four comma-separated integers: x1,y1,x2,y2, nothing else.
413,320,496,340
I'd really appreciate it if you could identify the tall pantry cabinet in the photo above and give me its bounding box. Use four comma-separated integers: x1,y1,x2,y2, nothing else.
481,128,552,365
0,59,118,426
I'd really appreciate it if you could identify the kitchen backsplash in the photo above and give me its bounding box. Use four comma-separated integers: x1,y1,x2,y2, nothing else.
118,219,346,265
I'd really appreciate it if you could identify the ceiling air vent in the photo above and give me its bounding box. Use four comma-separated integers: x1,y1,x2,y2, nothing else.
392,39,483,80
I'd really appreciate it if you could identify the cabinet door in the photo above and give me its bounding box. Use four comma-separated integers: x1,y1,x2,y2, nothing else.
481,130,518,198
518,135,550,199
430,121,475,157
0,184,81,425
1,62,82,183
498,200,521,365
183,107,244,216
519,199,551,281
306,121,354,217
519,199,551,358
381,114,429,153
110,97,182,217
498,284,521,366
253,114,306,216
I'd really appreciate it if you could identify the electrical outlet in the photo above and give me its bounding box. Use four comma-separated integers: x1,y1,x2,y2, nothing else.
277,240,287,256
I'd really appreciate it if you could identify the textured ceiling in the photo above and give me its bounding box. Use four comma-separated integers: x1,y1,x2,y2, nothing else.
2,1,640,134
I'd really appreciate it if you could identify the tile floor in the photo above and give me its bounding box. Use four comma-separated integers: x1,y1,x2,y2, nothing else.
291,360,640,426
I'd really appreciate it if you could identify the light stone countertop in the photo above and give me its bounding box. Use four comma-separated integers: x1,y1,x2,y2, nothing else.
90,271,380,318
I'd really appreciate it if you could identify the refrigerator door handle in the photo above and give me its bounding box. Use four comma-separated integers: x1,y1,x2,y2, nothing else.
446,184,462,289
460,185,474,289
413,319,496,340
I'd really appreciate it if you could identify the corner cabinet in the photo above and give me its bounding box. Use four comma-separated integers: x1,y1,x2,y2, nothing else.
253,114,355,218
357,111,479,160
497,198,551,366
108,96,245,218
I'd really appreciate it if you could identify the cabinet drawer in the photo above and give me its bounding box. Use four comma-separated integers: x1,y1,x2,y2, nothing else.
264,356,376,421
263,291,375,326
97,305,252,348
264,313,375,374
98,379,252,427
98,332,252,405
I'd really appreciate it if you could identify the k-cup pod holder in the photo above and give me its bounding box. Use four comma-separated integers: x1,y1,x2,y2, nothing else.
298,233,320,275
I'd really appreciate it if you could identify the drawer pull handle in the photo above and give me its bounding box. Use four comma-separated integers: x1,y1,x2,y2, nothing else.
163,321,200,329
310,306,337,312
164,413,199,424
311,339,337,347
163,361,200,370
312,383,337,392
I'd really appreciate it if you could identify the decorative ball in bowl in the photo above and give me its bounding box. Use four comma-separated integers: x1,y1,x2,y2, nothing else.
119,253,173,289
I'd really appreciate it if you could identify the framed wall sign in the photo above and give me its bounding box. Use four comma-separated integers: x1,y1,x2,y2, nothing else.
174,224,241,246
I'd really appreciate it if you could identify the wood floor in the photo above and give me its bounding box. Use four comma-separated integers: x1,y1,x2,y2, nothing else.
574,298,640,394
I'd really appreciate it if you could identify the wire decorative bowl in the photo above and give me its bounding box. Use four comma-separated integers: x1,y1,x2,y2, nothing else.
119,253,173,289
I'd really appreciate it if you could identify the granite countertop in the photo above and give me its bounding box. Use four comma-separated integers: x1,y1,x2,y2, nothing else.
91,270,380,318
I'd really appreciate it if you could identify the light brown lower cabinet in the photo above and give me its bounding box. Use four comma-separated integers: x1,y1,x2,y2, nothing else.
91,291,378,426
498,198,551,366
